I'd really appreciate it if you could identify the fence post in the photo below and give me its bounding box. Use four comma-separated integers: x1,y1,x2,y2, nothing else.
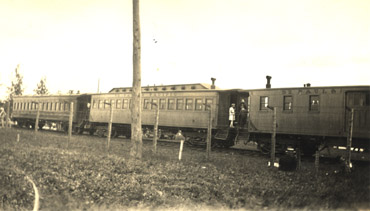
179,140,184,160
206,105,212,160
296,144,301,170
175,130,185,161
107,104,113,152
315,150,320,177
346,108,354,173
1,106,4,128
35,102,40,133
270,107,277,167
153,103,159,154
6,101,10,128
67,102,74,148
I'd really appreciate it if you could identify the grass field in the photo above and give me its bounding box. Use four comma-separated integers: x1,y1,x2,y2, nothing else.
0,128,369,210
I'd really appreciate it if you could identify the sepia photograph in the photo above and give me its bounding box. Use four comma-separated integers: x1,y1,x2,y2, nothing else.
0,0,369,210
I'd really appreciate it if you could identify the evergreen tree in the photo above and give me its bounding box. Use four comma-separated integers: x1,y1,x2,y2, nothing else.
34,77,49,95
8,64,24,99
7,64,24,115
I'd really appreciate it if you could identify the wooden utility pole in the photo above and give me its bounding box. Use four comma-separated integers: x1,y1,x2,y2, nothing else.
130,0,143,159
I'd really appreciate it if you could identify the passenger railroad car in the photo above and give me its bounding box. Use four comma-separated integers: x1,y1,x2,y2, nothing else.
245,84,370,154
88,83,249,147
12,94,91,131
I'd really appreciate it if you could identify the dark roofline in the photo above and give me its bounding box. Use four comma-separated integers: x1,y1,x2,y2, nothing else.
109,83,220,93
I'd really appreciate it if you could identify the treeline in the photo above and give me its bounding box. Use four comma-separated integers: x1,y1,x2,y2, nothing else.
2,65,47,101
0,65,48,116
0,64,82,115
1,64,84,104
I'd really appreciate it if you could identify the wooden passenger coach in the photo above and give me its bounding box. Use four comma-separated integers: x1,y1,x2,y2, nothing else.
12,94,91,131
245,85,370,154
88,83,249,146
90,91,220,128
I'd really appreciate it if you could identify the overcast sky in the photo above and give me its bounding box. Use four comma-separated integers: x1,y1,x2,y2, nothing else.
0,0,369,100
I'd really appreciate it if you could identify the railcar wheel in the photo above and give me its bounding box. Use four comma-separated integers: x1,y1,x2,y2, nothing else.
279,155,297,171
76,127,84,135
211,140,217,148
301,144,318,157
17,121,24,128
63,124,69,133
184,137,193,146
108,130,117,138
185,137,199,146
258,141,271,154
38,124,44,130
96,129,105,138
220,140,234,148
73,127,79,134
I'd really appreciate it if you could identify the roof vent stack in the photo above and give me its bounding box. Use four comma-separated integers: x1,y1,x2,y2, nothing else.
211,78,216,89
266,76,272,89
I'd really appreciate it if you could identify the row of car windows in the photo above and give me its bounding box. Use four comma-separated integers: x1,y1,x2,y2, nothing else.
92,98,214,111
13,102,71,111
259,95,320,111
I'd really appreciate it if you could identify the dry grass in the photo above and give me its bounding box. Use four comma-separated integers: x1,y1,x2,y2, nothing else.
0,128,369,210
